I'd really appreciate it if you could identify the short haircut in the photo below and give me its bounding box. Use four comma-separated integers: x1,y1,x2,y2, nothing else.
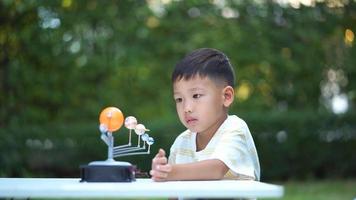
172,48,236,88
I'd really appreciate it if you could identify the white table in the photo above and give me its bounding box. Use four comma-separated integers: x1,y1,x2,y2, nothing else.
0,178,283,199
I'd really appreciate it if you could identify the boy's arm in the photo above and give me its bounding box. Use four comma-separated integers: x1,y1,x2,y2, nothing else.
167,159,229,181
151,149,229,181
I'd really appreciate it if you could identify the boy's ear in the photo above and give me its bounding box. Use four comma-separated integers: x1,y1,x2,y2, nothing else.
222,86,234,107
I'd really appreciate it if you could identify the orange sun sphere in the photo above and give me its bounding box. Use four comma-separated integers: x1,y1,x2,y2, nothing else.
99,107,124,132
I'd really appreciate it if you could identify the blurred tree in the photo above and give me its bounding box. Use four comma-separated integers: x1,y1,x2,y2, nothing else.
0,0,355,179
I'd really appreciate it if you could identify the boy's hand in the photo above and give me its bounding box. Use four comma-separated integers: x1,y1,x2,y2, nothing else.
150,148,172,182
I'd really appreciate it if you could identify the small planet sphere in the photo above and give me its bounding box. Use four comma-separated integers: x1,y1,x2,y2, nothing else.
147,137,154,145
141,133,149,141
135,124,149,135
99,123,108,133
125,116,137,129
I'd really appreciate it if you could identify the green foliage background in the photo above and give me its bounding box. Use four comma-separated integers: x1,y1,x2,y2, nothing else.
1,0,355,181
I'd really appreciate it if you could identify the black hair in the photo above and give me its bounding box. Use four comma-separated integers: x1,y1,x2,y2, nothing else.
172,48,236,88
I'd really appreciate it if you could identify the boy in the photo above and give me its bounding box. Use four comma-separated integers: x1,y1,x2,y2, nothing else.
150,48,260,182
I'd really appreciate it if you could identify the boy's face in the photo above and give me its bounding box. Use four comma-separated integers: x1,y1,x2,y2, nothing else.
173,76,233,136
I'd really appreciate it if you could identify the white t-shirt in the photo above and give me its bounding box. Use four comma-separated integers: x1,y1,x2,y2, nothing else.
168,115,260,181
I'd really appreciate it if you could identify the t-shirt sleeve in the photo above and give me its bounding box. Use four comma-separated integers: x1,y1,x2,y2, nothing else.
168,137,179,165
209,129,256,180
168,145,177,165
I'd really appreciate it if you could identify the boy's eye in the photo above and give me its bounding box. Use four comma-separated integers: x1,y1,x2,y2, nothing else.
175,98,182,103
193,94,201,99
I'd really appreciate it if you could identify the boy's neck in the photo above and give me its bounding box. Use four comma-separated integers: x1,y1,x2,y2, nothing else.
195,114,228,151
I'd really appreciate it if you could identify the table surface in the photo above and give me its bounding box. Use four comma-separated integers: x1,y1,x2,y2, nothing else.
0,178,284,199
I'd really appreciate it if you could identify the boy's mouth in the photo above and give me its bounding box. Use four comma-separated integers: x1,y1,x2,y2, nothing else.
186,117,198,124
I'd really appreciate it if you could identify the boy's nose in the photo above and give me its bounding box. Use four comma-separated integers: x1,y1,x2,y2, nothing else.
183,102,193,113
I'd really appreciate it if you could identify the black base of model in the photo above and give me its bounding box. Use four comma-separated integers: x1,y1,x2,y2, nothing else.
80,165,135,182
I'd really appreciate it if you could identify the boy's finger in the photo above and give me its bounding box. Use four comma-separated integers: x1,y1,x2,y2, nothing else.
158,148,166,157
150,169,168,179
156,164,172,173
150,174,165,182
154,149,165,158
151,176,166,182
152,156,168,165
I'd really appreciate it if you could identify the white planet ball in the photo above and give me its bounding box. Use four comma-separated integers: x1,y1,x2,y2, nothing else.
141,133,149,141
147,137,154,145
99,124,108,133
135,124,148,135
124,116,137,129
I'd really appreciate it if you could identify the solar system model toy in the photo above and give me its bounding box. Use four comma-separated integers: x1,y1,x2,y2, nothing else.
80,107,154,182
